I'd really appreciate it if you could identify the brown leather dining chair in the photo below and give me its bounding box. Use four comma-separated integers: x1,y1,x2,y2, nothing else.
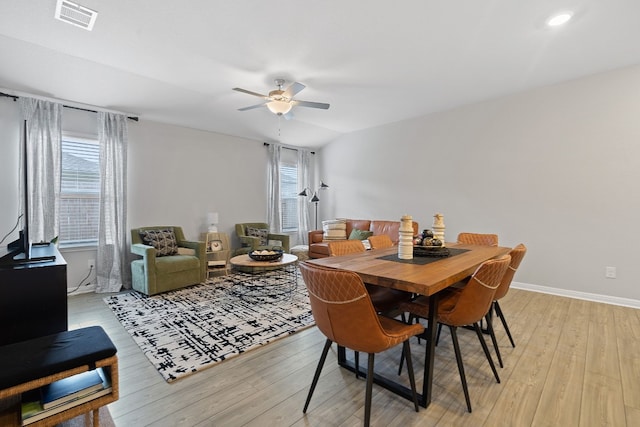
326,239,366,256
457,232,499,246
492,244,527,349
367,234,393,249
473,243,527,369
328,239,411,314
299,262,424,427
397,255,511,413
327,239,411,377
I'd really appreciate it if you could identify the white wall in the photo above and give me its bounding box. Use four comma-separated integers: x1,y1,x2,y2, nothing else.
318,64,640,304
127,120,268,243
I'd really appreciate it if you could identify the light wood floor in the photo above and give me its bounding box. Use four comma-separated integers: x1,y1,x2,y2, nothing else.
68,285,640,426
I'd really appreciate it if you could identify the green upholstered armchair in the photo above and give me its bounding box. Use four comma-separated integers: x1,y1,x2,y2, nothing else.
130,226,206,296
234,222,290,255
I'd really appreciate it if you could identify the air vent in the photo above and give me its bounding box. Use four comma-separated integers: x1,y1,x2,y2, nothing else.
55,0,98,31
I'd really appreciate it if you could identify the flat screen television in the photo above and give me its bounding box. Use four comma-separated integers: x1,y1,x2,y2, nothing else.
1,120,55,265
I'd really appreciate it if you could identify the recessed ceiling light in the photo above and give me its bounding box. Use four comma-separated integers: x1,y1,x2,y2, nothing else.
546,12,573,27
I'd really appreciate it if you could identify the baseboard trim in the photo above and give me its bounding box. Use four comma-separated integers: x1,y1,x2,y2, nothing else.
512,281,640,309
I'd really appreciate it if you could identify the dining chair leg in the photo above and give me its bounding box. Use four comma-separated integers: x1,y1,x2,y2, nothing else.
473,323,501,384
494,301,516,348
484,312,503,368
396,332,414,376
365,353,375,427
406,313,423,345
449,325,472,413
355,351,360,379
402,341,420,412
397,316,416,376
436,322,443,346
303,338,333,413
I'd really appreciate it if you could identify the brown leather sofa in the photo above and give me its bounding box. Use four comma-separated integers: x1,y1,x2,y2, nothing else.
308,219,419,258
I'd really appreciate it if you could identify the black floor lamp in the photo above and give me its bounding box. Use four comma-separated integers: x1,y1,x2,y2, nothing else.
299,181,329,230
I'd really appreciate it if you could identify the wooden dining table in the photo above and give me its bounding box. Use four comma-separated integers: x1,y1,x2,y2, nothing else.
306,242,511,408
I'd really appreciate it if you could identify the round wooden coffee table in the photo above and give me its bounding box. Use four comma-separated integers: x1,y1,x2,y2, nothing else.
229,253,299,301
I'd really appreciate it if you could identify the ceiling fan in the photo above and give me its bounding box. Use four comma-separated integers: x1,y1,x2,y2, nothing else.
233,79,330,120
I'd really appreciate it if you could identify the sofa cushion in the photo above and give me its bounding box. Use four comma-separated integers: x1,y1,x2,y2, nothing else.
155,255,200,274
348,229,374,240
246,227,269,245
309,242,331,257
139,229,178,256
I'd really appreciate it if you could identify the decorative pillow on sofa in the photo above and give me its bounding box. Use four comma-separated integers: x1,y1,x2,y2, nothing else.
322,219,347,241
246,227,269,245
348,229,373,240
139,229,178,256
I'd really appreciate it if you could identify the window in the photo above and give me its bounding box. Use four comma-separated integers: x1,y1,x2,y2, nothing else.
280,149,298,232
59,135,100,246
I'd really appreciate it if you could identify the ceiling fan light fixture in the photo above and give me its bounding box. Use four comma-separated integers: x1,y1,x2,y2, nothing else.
266,100,292,115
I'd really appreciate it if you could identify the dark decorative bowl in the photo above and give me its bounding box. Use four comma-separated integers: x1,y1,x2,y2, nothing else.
249,250,284,262
413,245,450,257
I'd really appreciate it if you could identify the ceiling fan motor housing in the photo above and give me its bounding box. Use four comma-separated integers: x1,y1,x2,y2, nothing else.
269,89,286,101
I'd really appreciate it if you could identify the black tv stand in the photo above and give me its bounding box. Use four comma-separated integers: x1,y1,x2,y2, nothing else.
0,245,67,346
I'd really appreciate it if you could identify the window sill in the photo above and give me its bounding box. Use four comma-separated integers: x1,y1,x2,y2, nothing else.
59,242,98,253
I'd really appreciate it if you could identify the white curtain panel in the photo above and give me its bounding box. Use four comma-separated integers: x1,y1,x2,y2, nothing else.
267,143,282,233
96,112,129,293
297,149,311,244
18,97,62,244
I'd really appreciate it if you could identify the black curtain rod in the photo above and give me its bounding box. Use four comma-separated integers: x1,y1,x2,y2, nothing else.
0,92,139,122
263,142,315,154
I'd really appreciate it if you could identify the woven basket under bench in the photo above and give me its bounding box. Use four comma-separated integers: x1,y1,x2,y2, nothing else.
0,326,118,427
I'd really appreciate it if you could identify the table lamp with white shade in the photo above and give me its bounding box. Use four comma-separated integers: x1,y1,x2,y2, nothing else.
207,212,219,232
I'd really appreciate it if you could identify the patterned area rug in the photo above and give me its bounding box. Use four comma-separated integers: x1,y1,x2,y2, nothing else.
104,270,314,382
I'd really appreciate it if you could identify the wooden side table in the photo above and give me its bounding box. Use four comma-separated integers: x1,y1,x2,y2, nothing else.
200,232,231,278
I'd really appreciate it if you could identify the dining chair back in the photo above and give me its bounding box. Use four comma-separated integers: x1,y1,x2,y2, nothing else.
368,234,394,249
299,262,424,426
327,239,366,256
457,232,499,246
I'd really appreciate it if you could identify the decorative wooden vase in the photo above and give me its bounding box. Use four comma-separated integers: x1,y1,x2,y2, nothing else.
432,213,445,247
398,215,414,259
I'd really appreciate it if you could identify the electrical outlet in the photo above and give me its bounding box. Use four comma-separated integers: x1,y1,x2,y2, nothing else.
88,259,95,268
605,266,616,279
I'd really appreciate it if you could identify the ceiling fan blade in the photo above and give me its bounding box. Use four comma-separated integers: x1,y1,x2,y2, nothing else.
238,102,267,111
283,82,306,99
293,100,330,110
233,87,268,99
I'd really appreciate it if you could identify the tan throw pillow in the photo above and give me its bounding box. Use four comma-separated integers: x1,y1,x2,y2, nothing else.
246,227,269,245
139,229,178,256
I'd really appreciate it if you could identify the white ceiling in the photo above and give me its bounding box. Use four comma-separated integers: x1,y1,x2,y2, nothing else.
1,1,639,148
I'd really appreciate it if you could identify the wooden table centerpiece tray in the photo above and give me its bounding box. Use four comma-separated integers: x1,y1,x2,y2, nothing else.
413,245,450,257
